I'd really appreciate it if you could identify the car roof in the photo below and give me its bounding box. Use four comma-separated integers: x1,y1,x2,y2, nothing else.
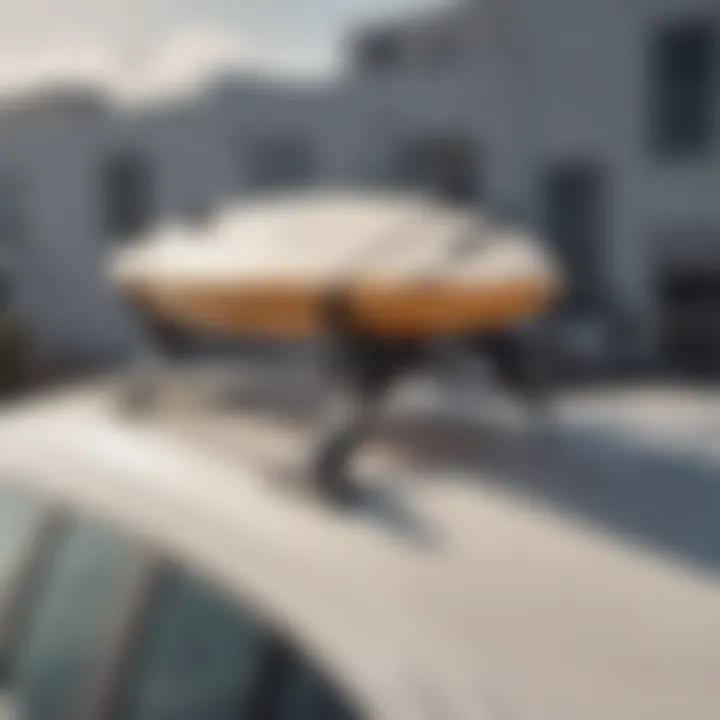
0,383,497,720
2,381,720,720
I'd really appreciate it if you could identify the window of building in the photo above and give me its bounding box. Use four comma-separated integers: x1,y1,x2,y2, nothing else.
0,172,24,311
103,151,155,240
0,171,26,248
355,30,403,74
658,229,720,375
396,136,481,204
246,137,316,191
651,21,717,158
543,162,607,315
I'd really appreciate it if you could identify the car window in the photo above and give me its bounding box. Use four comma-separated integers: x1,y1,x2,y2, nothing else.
119,570,273,720
119,566,360,720
0,486,43,593
277,655,358,720
9,518,136,720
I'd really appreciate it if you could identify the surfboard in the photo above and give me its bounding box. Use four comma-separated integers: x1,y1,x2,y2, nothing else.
111,192,564,339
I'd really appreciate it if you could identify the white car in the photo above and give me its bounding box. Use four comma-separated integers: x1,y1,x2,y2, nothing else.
0,386,496,720
1,382,719,720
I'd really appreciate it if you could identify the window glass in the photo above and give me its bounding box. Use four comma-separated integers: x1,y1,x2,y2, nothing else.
543,163,606,315
397,137,480,203
10,519,136,720
0,171,25,248
653,22,716,157
246,138,316,191
0,486,42,596
103,151,155,239
355,31,403,74
120,571,271,720
278,656,358,720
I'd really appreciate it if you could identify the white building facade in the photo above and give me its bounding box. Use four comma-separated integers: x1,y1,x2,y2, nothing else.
350,0,720,370
0,0,718,372
465,0,720,372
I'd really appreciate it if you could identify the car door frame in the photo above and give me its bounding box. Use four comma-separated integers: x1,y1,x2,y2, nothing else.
0,498,364,720
0,504,158,720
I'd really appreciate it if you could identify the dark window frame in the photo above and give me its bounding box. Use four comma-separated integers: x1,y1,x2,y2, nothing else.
102,150,156,240
354,29,404,74
541,160,608,318
0,170,27,248
649,19,718,160
395,135,482,204
245,136,317,192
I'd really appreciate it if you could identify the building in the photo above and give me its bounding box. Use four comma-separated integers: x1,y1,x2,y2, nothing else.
352,0,720,371
0,23,480,367
0,0,718,372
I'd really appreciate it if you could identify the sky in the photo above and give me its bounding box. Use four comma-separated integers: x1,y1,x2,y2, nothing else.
0,0,452,96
